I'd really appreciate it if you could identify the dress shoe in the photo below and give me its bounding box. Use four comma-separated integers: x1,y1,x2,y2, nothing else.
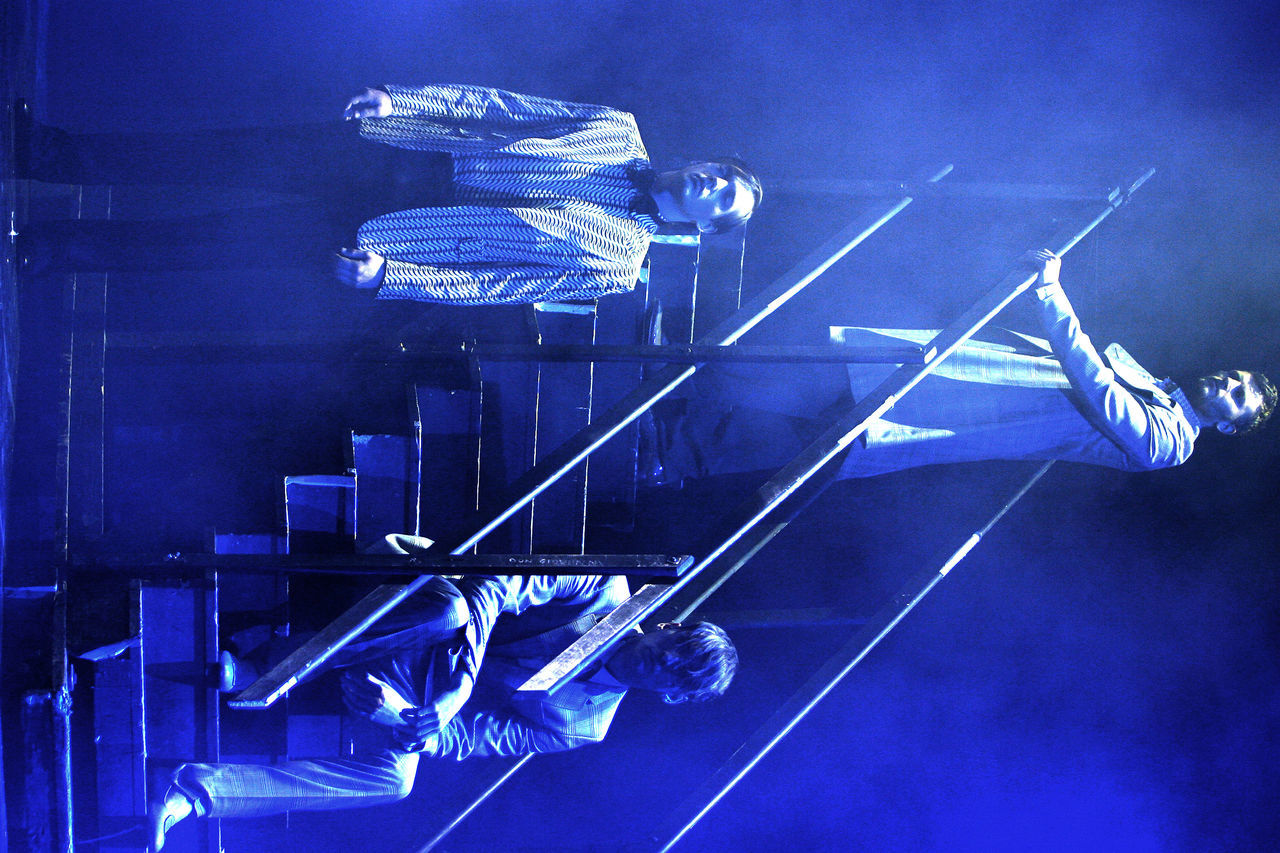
639,405,689,488
217,650,260,693
147,783,194,852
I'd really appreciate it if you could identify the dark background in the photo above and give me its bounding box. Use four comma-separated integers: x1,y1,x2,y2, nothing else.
32,1,1280,850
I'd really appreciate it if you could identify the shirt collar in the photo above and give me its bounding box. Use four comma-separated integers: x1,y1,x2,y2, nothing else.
1167,383,1205,432
629,166,695,235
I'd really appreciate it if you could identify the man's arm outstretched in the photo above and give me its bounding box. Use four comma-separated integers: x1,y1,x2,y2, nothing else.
1027,250,1196,469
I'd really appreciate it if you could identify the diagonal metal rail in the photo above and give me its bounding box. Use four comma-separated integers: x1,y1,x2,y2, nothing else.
229,164,953,711
654,461,1056,852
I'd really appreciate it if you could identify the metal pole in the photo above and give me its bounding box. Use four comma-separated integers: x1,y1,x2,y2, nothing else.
229,166,952,710
413,755,533,853
776,178,1117,202
653,462,1054,852
404,343,928,366
78,552,694,579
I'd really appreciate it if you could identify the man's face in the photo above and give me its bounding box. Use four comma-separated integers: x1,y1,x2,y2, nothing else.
1190,370,1264,433
670,162,756,233
605,628,686,696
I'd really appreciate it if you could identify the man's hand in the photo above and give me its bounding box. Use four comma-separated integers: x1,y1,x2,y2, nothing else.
1023,248,1061,287
341,672,412,729
392,706,447,753
392,681,471,752
344,88,392,120
335,248,386,289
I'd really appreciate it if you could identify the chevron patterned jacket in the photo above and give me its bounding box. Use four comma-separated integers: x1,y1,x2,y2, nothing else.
357,84,660,305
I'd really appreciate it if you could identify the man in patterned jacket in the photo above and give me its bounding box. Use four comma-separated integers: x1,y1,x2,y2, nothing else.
649,250,1276,482
17,84,763,305
145,571,737,851
337,85,763,304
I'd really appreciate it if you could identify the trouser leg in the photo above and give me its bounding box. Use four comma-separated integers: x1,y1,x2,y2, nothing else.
169,578,468,819
678,362,850,416
250,576,466,691
30,121,369,192
20,122,454,274
173,748,420,819
25,120,453,218
662,362,852,480
20,203,350,275
320,576,469,675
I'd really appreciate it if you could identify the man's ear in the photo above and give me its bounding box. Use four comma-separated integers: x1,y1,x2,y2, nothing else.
1217,421,1238,435
696,222,716,235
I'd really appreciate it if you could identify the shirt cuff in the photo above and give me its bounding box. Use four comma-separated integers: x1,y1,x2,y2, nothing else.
1033,280,1065,301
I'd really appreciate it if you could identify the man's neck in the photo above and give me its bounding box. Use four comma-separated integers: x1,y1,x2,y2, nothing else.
647,190,685,226
647,172,694,227
593,650,632,690
1168,382,1207,430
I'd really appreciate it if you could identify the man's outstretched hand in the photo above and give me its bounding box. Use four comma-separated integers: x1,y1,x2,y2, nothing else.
344,88,392,120
335,248,386,288
1022,248,1061,287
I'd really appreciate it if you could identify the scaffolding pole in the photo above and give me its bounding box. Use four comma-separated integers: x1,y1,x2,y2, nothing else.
653,461,1054,852
229,164,952,712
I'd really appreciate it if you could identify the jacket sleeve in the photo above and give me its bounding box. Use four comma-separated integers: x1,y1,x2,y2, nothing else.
358,206,648,305
447,575,622,674
385,83,623,125
374,259,638,305
453,574,621,619
359,83,633,152
427,575,625,758
1034,281,1194,469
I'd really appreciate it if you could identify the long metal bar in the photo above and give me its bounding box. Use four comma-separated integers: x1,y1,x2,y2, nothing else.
412,755,533,853
408,343,928,366
103,343,922,367
229,583,402,708
655,461,1055,852
518,165,1154,697
777,178,1116,202
230,165,952,711
75,553,694,578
